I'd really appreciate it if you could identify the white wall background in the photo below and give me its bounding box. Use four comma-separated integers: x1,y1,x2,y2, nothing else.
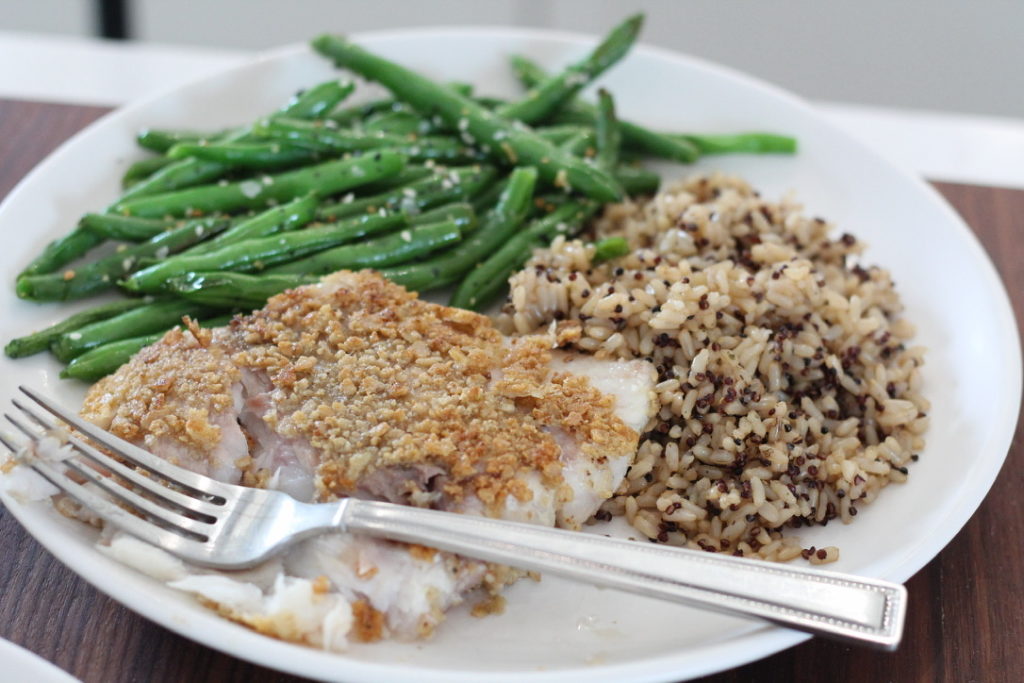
2,0,1020,118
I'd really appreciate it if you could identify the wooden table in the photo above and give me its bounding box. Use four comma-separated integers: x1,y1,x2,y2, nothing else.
1,99,1021,683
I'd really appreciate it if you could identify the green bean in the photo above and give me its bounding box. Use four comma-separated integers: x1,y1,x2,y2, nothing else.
356,165,434,194
362,109,425,135
17,228,106,280
536,124,594,145
468,177,508,215
4,298,150,358
59,313,234,381
114,151,406,218
51,299,217,362
446,82,475,97
81,214,177,241
136,128,225,153
496,14,643,124
560,130,596,157
326,83,470,128
122,156,176,188
312,35,622,202
122,211,407,293
614,165,660,195
449,201,595,310
185,194,318,255
166,272,315,309
594,89,621,171
17,82,355,280
265,219,463,276
381,166,537,292
316,165,497,221
474,96,506,110
60,333,163,381
408,202,476,232
614,115,700,163
673,132,797,155
165,141,321,168
327,97,400,126
511,55,700,163
282,80,357,119
592,236,630,263
120,80,354,202
254,117,483,164
16,216,232,301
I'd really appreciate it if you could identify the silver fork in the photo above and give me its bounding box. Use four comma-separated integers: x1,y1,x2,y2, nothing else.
2,385,907,649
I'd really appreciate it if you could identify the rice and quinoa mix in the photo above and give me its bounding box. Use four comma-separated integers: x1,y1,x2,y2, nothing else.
497,173,929,564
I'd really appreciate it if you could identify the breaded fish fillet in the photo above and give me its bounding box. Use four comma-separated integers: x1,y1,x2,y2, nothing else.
82,271,655,641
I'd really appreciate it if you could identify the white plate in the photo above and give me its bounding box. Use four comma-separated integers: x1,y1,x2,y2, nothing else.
0,638,78,683
0,26,1020,683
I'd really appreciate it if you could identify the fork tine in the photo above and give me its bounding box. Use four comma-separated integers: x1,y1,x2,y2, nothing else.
19,385,231,499
12,399,221,519
57,455,214,539
6,410,213,539
5,413,40,441
0,429,21,453
11,398,58,431
29,456,212,557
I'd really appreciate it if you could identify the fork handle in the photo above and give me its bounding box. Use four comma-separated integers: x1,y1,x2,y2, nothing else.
337,499,906,649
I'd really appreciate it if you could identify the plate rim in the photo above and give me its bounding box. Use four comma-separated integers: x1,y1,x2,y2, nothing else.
0,23,1020,683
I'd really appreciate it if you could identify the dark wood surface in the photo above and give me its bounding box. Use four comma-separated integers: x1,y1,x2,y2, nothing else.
0,98,1021,683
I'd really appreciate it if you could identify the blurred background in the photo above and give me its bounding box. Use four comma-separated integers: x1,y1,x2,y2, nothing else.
3,0,1021,118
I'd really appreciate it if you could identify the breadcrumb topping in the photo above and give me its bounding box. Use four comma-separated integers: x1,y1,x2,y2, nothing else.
81,271,638,517
220,271,635,512
81,325,240,468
